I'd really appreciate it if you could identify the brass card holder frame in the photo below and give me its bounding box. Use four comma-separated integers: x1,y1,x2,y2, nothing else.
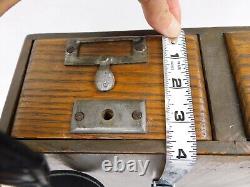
64,36,148,91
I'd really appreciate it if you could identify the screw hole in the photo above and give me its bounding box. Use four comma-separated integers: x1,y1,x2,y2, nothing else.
102,109,114,120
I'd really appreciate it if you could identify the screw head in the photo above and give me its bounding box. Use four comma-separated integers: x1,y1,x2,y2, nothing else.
75,112,84,121
134,43,146,52
134,38,146,52
66,46,75,54
132,110,142,120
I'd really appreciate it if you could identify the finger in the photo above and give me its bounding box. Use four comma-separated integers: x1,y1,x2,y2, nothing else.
140,0,181,38
167,0,181,23
0,0,20,16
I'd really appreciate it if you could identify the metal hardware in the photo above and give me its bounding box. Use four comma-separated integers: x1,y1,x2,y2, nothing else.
74,112,85,121
95,58,115,91
152,180,172,187
64,37,148,91
132,110,143,120
71,100,147,133
153,31,196,186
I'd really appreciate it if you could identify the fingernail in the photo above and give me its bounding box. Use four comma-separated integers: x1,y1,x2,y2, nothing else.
162,16,181,38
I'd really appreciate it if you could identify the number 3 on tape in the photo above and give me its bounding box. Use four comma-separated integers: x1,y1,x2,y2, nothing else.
152,30,197,187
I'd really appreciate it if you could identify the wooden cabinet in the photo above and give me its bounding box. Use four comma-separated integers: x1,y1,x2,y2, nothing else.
1,27,250,155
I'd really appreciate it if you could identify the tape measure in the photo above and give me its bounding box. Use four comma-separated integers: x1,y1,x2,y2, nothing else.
153,30,197,187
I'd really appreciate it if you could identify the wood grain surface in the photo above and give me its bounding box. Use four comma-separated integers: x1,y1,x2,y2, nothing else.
11,35,212,140
225,31,250,138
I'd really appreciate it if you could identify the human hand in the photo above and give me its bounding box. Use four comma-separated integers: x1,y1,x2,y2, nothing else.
139,0,181,39
0,0,19,16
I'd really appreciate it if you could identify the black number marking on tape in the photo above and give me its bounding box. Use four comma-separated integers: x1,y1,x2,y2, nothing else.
170,53,180,59
174,111,185,121
172,78,182,87
176,149,187,159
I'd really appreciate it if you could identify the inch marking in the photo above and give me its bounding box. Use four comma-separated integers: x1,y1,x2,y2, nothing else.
153,31,197,187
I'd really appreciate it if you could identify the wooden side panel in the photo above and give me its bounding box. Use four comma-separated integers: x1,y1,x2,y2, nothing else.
11,35,212,140
225,31,250,138
188,36,212,140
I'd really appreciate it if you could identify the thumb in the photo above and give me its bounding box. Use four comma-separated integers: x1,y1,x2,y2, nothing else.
139,0,181,38
0,0,20,16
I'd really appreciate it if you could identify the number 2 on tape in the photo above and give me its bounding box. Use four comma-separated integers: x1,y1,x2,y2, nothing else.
153,30,197,187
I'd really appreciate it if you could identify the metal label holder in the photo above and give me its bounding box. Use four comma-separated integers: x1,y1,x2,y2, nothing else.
64,36,148,91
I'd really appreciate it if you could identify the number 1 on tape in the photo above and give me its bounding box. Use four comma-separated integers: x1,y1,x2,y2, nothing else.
153,30,197,187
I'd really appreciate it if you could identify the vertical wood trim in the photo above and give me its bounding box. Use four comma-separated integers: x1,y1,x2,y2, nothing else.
199,32,245,141
0,37,33,134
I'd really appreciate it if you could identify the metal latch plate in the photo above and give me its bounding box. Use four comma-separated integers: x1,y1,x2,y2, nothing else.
71,100,147,133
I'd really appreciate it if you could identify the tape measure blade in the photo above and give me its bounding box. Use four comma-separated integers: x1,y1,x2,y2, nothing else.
154,30,197,187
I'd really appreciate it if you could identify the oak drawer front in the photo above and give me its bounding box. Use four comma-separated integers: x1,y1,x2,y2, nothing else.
2,27,250,155
11,35,212,140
